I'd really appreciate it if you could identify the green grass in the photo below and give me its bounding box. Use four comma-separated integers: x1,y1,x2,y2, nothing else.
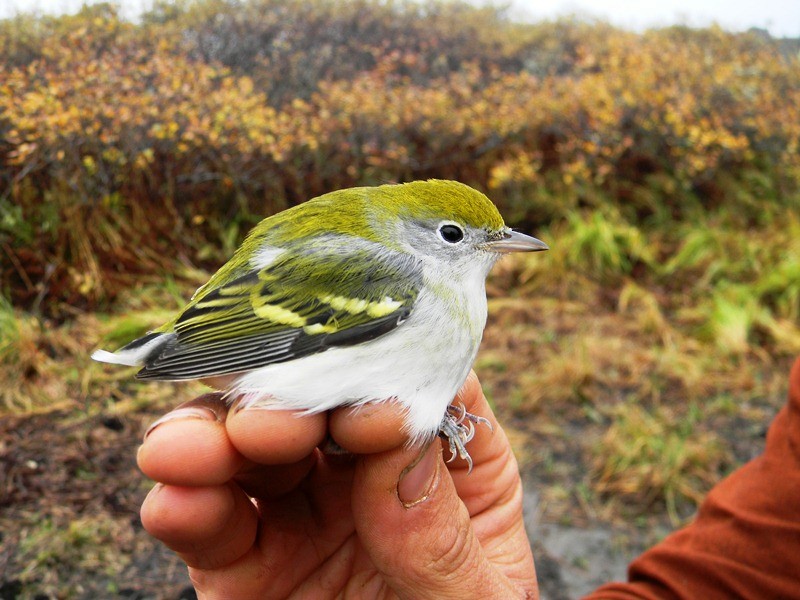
561,210,655,280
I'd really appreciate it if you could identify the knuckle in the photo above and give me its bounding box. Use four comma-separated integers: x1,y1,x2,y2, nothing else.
422,515,478,578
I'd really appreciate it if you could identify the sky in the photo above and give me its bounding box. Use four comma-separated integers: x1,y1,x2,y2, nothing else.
510,0,800,38
1,0,799,38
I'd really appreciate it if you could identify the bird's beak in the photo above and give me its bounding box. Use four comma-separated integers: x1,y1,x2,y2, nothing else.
485,230,549,254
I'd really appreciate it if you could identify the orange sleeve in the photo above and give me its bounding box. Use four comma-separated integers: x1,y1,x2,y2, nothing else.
583,357,800,600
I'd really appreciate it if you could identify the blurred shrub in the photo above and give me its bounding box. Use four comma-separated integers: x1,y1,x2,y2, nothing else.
148,0,546,105
1,0,798,317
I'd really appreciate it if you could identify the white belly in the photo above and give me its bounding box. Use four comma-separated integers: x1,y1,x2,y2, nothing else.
232,282,488,443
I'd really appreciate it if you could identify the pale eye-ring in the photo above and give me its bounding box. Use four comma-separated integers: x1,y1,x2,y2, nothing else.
438,223,465,244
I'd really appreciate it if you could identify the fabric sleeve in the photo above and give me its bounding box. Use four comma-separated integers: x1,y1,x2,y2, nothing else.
583,357,800,600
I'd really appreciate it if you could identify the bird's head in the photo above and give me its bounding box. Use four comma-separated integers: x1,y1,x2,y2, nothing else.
368,180,548,275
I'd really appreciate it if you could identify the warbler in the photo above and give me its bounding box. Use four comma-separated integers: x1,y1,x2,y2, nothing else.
92,180,547,467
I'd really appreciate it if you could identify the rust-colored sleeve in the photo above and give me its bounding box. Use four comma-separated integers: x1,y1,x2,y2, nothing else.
584,357,800,600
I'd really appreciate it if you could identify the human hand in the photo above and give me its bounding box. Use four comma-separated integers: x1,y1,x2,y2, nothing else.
137,372,538,599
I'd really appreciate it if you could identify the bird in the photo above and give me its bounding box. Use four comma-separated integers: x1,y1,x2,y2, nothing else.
92,180,548,469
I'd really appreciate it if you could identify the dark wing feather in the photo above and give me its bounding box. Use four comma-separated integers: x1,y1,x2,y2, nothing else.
136,240,421,380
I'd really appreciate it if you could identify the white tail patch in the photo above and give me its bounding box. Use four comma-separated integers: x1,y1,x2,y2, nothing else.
91,333,169,367
91,349,144,366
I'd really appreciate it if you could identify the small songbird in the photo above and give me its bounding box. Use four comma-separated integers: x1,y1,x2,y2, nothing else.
92,180,548,468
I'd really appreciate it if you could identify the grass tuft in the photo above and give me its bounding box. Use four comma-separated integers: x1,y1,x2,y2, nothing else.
591,403,728,524
0,296,63,412
15,514,133,598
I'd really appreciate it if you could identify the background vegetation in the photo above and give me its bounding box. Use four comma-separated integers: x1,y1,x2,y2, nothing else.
1,0,798,597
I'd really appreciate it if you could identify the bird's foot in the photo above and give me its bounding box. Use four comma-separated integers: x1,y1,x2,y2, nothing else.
438,401,493,474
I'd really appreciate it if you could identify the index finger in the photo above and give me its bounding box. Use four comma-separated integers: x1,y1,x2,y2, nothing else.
138,393,325,487
138,393,243,486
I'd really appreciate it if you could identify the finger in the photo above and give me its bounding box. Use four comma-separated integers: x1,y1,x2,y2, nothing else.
140,482,258,571
329,400,408,454
443,371,523,515
185,455,361,600
226,402,327,464
352,443,536,599
233,453,317,499
138,393,244,486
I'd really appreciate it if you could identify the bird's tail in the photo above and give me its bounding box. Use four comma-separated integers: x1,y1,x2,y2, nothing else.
91,332,173,367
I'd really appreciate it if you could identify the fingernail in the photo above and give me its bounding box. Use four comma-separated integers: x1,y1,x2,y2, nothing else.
398,443,440,507
143,406,220,441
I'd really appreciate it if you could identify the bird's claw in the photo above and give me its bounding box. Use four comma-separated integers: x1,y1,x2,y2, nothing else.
447,401,493,431
438,402,493,474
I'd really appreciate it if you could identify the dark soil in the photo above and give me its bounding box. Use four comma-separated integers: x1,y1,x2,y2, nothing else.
0,408,194,599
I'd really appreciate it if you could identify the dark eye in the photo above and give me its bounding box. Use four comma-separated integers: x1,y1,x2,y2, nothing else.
438,224,465,244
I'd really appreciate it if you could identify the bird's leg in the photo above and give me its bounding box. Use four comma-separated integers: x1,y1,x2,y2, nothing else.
438,401,493,474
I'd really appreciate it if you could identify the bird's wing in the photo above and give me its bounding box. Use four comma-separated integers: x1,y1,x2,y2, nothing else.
136,241,422,380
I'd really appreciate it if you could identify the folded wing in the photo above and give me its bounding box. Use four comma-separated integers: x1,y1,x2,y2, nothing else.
136,239,422,380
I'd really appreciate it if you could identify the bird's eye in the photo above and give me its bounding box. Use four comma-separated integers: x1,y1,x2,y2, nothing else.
438,224,465,244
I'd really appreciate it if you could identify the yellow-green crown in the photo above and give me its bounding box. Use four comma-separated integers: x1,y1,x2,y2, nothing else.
247,179,505,248
370,180,505,231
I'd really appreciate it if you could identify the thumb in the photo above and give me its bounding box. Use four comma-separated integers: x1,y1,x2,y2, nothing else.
352,442,522,599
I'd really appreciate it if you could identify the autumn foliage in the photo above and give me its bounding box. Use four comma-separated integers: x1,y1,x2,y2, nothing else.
1,0,799,315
